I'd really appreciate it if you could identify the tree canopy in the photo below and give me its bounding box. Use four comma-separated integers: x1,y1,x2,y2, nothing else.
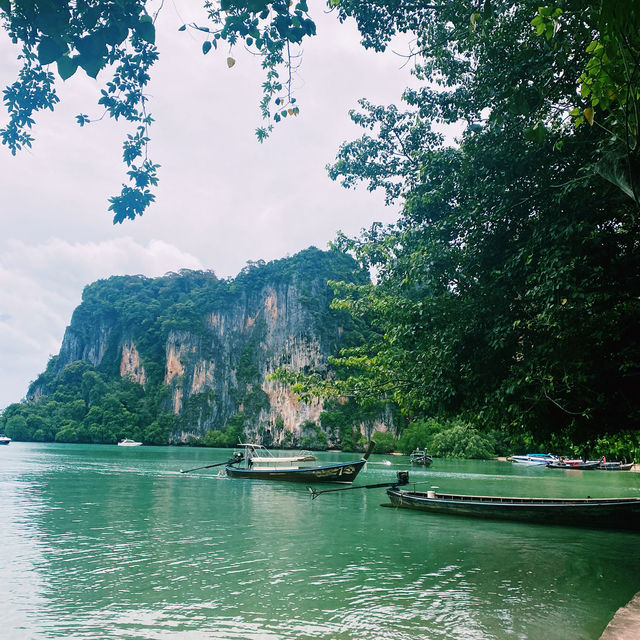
2,2,638,219
277,1,640,446
2,1,639,448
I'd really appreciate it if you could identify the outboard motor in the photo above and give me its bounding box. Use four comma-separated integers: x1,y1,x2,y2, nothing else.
396,470,409,486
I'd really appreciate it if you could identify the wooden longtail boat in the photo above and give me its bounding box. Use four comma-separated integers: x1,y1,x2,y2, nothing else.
225,441,375,483
409,449,433,466
546,459,601,470
384,488,640,531
598,461,634,471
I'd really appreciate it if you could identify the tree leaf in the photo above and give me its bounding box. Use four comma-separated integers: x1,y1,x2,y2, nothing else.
227,56,236,68
584,107,594,125
57,54,78,81
76,55,103,79
136,19,155,45
37,36,68,66
202,40,212,54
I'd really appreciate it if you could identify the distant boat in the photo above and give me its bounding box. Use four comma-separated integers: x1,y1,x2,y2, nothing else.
225,441,375,483
0,433,11,445
598,461,634,471
384,488,640,531
409,449,433,466
118,438,142,447
546,459,601,470
510,453,558,465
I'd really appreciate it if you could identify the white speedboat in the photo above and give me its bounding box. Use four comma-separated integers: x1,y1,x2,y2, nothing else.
510,453,558,465
0,433,11,445
118,438,142,447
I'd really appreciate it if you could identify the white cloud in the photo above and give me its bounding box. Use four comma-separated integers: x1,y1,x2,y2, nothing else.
0,238,203,408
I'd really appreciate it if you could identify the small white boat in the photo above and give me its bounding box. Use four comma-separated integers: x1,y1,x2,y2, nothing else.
511,453,558,465
0,433,11,445
118,438,142,447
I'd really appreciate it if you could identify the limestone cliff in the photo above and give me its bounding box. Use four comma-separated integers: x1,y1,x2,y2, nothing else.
27,248,378,445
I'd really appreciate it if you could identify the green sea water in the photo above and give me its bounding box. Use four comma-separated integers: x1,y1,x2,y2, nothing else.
2,442,640,640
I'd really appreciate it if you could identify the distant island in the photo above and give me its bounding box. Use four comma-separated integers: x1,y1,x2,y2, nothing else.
0,248,390,450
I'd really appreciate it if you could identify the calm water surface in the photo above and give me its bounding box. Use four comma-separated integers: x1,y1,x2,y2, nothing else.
2,443,640,639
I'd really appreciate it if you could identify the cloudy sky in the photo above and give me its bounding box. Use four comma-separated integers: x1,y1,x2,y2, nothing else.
0,3,419,409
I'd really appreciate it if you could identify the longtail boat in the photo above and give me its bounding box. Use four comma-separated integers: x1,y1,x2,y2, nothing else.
598,461,634,471
546,459,601,470
224,441,375,483
384,488,640,531
409,449,433,466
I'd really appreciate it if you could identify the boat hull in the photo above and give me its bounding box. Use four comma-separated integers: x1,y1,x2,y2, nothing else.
599,463,634,471
226,459,366,483
385,489,640,531
546,461,600,470
511,454,558,465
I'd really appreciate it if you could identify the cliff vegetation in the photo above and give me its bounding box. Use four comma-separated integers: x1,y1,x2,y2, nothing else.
0,248,394,448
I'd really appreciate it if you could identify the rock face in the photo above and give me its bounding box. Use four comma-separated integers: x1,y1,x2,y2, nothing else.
29,249,374,444
120,340,146,386
160,281,331,442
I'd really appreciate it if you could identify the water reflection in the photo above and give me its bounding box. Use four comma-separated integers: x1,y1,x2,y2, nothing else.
1,444,640,639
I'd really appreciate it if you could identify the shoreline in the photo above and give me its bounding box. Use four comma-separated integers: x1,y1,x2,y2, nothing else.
600,592,640,639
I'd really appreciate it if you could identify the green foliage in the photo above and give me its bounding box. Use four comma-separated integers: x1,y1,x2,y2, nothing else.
531,3,639,202
429,423,496,460
397,419,443,455
202,0,314,138
315,394,395,452
2,1,639,221
312,1,640,447
204,413,245,447
0,359,173,444
585,431,640,463
367,429,396,453
319,402,357,452
0,0,318,218
395,418,496,459
1,0,159,221
298,419,328,450
4,414,29,440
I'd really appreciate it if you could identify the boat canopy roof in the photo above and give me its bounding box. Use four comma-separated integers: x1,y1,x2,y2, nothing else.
236,443,316,464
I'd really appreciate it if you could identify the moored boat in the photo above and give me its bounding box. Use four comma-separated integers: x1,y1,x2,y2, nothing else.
598,461,634,471
384,488,640,531
510,453,558,465
409,449,433,466
0,433,11,445
225,441,375,483
546,459,601,470
118,438,142,447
